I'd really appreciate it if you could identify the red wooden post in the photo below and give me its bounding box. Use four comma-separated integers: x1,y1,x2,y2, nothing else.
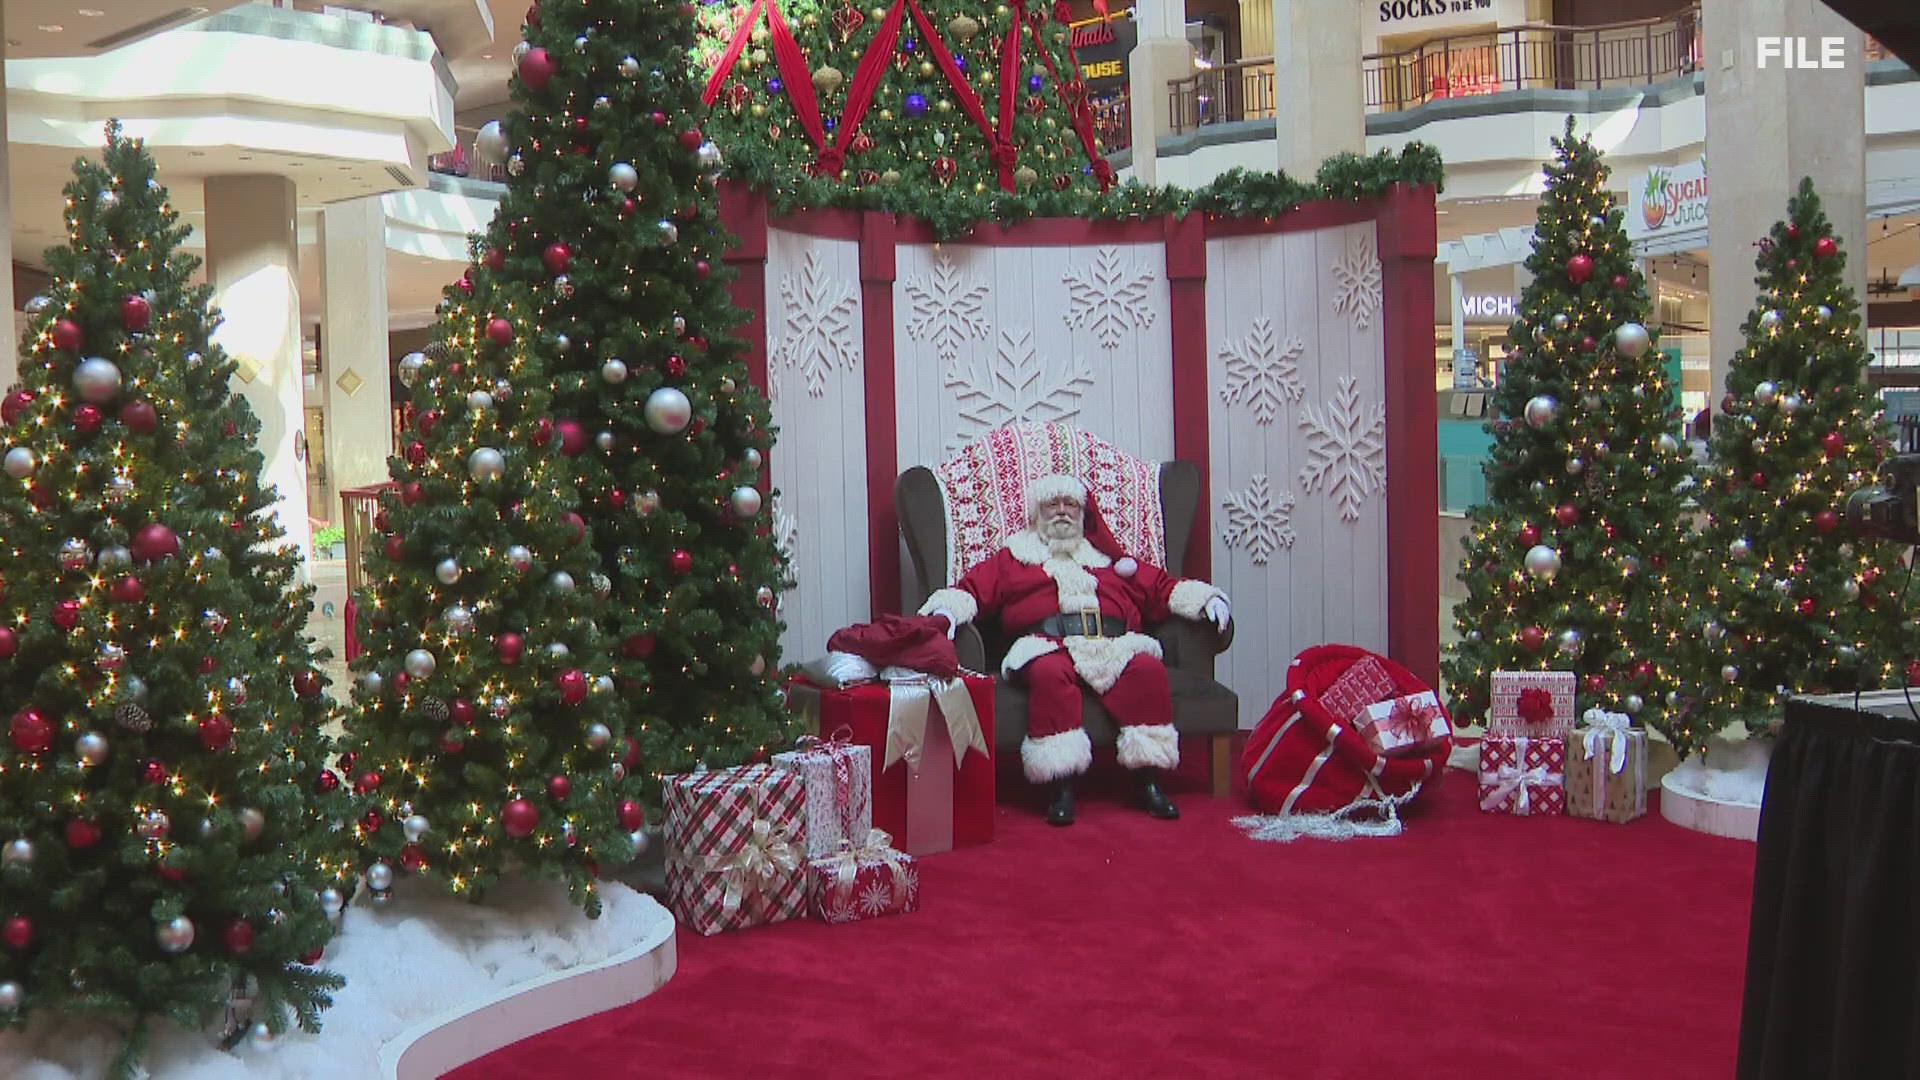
1377,182,1440,690
1165,212,1211,580
859,210,900,617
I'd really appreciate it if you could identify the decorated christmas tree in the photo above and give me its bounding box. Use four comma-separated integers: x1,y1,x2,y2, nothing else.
692,0,1115,195
1441,118,1699,748
1687,178,1914,733
0,122,346,1071
344,0,795,914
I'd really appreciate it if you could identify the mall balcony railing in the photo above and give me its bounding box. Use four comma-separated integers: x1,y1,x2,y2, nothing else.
428,124,506,183
1167,58,1277,135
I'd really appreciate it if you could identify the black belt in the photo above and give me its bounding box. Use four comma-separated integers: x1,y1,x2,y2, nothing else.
1027,612,1128,639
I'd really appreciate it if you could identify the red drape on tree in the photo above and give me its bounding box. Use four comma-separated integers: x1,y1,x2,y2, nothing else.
702,0,829,153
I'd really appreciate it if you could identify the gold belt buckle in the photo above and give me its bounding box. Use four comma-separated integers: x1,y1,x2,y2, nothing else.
1081,612,1103,638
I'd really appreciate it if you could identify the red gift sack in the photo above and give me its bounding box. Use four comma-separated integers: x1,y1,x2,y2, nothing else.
1241,644,1453,823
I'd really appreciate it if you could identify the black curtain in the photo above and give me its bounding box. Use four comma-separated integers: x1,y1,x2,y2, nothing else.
1739,698,1920,1078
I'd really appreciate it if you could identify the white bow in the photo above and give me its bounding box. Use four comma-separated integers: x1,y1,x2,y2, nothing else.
1580,708,1633,774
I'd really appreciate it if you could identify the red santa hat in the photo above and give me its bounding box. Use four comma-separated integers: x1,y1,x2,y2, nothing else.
1026,473,1136,575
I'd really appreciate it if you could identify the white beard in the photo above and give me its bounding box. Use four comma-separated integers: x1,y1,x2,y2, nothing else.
1039,515,1083,557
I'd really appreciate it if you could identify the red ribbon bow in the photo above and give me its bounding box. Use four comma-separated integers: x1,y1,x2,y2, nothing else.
1385,696,1442,741
1515,687,1555,727
814,146,847,177
990,140,1021,169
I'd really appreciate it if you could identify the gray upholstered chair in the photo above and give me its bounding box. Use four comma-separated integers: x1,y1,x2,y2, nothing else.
896,456,1240,796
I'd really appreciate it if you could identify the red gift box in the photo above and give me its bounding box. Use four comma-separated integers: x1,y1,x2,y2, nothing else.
807,830,920,924
1318,655,1399,725
801,673,995,855
1357,691,1451,756
1478,734,1566,816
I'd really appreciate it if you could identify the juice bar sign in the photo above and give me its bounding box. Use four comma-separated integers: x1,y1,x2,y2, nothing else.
1628,160,1709,242
1070,16,1135,89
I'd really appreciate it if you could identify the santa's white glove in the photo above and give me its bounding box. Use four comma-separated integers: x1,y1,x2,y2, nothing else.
1203,595,1231,632
930,610,959,639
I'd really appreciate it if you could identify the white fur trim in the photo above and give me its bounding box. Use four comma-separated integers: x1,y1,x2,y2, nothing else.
1063,633,1162,695
1005,530,1110,570
918,587,978,626
1025,474,1088,520
1168,579,1224,622
1022,727,1093,783
1116,723,1180,770
1002,635,1063,677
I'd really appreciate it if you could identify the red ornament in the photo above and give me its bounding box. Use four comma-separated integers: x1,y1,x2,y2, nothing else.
609,488,627,509
695,260,712,280
547,775,573,801
51,319,83,351
1632,660,1654,683
482,247,506,271
1610,274,1629,290
543,242,572,275
405,440,427,466
1786,259,1798,271
558,419,588,456
651,111,668,127
392,672,410,693
0,628,15,658
555,668,589,705
1565,254,1595,284
400,843,428,871
501,798,539,838
1519,625,1547,652
197,656,216,674
1750,472,1768,490
678,128,704,151
9,709,50,754
1052,173,1072,191
51,599,81,631
666,354,687,377
1797,597,1817,616
486,317,514,346
122,294,152,331
353,771,381,795
416,410,439,437
618,800,646,831
155,865,185,885
65,818,101,849
1814,509,1840,534
1553,504,1579,526
293,669,322,699
1786,223,1800,239
1582,673,1607,695
362,809,384,833
565,511,587,544
3,916,32,952
496,632,526,664
73,404,102,433
1822,432,1846,457
457,272,474,295
224,918,255,955
401,482,425,506
1,389,33,424
1861,567,1881,587
622,736,641,770
518,46,556,92
620,197,636,217
118,400,158,434
530,417,555,448
1814,236,1838,259
1580,335,1597,353
450,699,475,726
300,947,325,965
1517,523,1541,547
383,536,404,561
199,714,234,751
141,760,167,785
315,770,340,793
131,523,180,564
931,156,958,185
112,576,144,604
439,730,466,753
669,549,694,574
624,633,657,659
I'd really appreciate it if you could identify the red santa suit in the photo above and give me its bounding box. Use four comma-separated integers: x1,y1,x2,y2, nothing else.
918,477,1225,784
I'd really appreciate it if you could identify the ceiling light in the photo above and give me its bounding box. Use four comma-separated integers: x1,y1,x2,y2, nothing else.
77,8,106,16
481,52,493,59
38,24,65,33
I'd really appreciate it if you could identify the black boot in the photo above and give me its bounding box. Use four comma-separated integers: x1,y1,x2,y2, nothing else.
1134,769,1179,820
1045,779,1076,826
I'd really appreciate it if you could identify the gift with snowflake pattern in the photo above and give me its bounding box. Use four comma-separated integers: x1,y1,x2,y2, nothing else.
806,829,920,925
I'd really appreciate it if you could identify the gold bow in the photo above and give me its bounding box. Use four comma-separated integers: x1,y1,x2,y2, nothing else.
818,828,907,900
713,816,802,918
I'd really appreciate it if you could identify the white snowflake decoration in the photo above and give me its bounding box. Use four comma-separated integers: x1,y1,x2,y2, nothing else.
903,254,991,361
771,497,798,572
1330,231,1383,332
823,893,858,924
1062,247,1157,349
1297,376,1387,521
1217,318,1305,424
893,864,919,907
1220,474,1296,565
943,328,1093,452
857,878,895,916
774,249,859,396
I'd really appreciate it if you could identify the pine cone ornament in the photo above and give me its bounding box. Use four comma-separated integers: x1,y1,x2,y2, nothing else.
419,698,450,724
115,703,152,732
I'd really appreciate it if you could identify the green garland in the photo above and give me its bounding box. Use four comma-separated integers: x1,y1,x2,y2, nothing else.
721,142,1445,239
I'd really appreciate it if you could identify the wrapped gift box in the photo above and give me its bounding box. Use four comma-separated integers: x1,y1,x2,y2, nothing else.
1357,691,1451,756
662,764,808,936
789,672,995,856
807,830,920,924
772,738,873,858
1319,655,1400,725
1478,734,1565,816
1489,670,1576,734
1565,716,1648,823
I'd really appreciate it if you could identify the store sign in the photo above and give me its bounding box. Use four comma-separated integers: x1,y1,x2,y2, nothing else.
1460,293,1516,322
1070,16,1136,91
1453,347,1482,389
1378,0,1492,23
1628,160,1709,242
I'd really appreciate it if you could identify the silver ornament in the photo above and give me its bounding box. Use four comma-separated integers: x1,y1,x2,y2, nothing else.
139,810,170,840
1839,544,1855,557
506,546,533,574
237,807,266,842
1623,694,1643,714
473,120,510,167
1618,554,1640,576
596,431,616,451
1837,645,1860,663
491,696,511,719
0,981,22,1011
512,40,531,64
696,140,724,174
468,389,494,412
554,333,573,354
629,830,650,859
546,641,571,659
1532,325,1548,344
403,815,430,842
1780,394,1802,416
1555,628,1583,656
2,448,34,479
1729,538,1752,561
98,545,132,571
73,357,122,404
620,55,641,77
601,358,629,384
595,675,614,694
757,586,776,607
247,1022,277,1052
404,649,437,679
75,732,109,767
574,34,589,49
1592,441,1609,458
358,670,384,696
366,862,394,891
1523,544,1561,580
468,447,506,483
609,162,639,191
156,916,195,953
593,95,611,111
59,538,91,570
1754,381,1778,406
1759,309,1782,331
643,387,693,434
751,655,767,677
506,153,525,177
122,674,149,704
1721,664,1740,682
98,642,127,672
494,378,513,399
1566,457,1586,476
319,887,345,916
23,295,51,316
549,570,576,594
589,572,611,598
1614,322,1651,358
586,722,612,750
1704,620,1725,640
674,315,689,336
1466,630,1483,643
398,352,426,388
105,475,135,504
730,486,763,518
436,558,462,585
445,605,475,634
2,839,34,868
637,490,662,515
719,376,736,393
1844,579,1861,600
1551,313,1570,330
1656,433,1679,454
611,762,626,781
1524,395,1559,429
1815,304,1832,323
744,448,763,470
657,220,680,245
97,189,120,211
203,609,229,633
226,676,248,705
1581,393,1603,412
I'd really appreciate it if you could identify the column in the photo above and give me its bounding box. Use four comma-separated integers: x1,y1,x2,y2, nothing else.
1125,0,1190,186
203,175,312,576
1270,0,1363,178
1704,0,1865,398
1449,271,1466,375
319,196,393,498
0,4,16,388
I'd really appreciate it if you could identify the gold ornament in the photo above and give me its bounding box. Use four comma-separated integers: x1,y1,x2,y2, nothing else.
1015,165,1039,188
1053,29,1067,43
974,181,987,193
751,103,767,117
749,47,768,64
813,65,846,95
802,13,819,26
949,14,981,41
1044,117,1057,129
871,6,886,18
879,109,894,120
751,27,770,44
995,4,1008,14
937,98,953,112
881,169,901,183
919,60,935,77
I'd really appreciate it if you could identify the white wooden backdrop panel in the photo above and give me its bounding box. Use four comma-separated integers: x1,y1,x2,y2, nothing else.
764,228,869,661
1207,223,1388,728
891,241,1176,490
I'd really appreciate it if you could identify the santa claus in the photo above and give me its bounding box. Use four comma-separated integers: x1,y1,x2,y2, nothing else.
919,474,1231,825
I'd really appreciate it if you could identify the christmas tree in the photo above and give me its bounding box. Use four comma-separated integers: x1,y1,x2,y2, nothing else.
0,122,346,1072
345,0,795,914
1441,118,1699,748
692,0,1115,195
1687,178,1914,733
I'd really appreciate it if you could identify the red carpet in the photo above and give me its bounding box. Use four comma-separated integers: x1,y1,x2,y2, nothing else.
450,764,1754,1079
